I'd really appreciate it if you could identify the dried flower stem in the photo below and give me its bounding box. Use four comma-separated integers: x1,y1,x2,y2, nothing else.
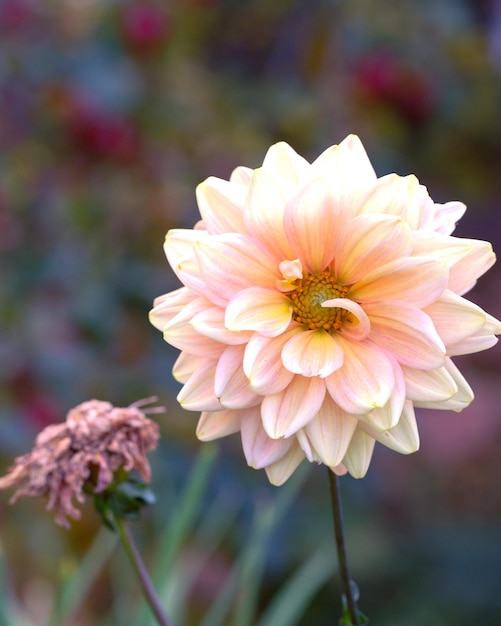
327,469,361,626
115,517,173,626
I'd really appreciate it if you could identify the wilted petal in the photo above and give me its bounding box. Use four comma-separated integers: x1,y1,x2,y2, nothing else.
196,176,247,234
261,376,326,438
326,338,395,414
342,428,376,479
301,395,358,467
196,409,241,441
334,214,412,284
264,444,305,486
360,401,419,454
281,329,344,378
225,287,293,337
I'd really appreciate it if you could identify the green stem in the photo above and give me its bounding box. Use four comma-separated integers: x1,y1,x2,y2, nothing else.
115,517,173,626
327,469,361,626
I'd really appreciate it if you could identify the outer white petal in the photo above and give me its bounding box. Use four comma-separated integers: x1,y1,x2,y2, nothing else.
225,287,293,337
172,352,204,383
164,229,209,294
149,287,193,331
281,329,344,378
195,233,280,304
360,401,419,454
358,358,405,431
261,376,326,438
431,201,467,235
365,302,446,369
196,409,241,441
351,257,448,309
163,307,226,358
444,311,501,356
326,338,395,414
214,345,261,410
262,141,311,184
355,173,424,229
283,178,344,272
196,176,247,234
342,428,376,479
264,444,305,485
301,395,358,467
311,135,377,198
401,364,458,402
244,167,294,259
177,360,222,411
423,290,486,346
243,329,300,394
241,407,296,469
230,165,253,185
334,214,413,284
191,307,252,345
414,358,473,410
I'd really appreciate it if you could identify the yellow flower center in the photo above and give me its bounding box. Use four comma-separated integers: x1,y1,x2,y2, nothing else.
288,271,349,331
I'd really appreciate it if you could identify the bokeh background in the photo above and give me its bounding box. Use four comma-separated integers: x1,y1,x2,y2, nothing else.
1,0,501,624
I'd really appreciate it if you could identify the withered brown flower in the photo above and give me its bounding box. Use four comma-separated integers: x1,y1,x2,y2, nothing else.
0,399,161,528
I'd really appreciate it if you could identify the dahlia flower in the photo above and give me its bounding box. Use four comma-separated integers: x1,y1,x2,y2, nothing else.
150,135,501,484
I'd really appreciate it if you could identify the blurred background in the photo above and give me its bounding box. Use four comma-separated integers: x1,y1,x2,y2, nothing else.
1,0,501,624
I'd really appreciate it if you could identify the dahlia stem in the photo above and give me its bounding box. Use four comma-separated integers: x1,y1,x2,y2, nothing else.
327,469,362,625
115,516,173,626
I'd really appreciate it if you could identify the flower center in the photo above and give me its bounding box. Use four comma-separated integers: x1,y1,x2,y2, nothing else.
288,271,349,331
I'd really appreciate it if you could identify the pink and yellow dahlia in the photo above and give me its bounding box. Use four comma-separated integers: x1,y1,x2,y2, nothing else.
150,135,501,484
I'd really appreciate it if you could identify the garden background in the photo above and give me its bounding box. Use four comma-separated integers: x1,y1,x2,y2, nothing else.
1,0,501,624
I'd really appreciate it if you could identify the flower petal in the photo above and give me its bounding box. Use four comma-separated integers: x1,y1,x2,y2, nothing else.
214,346,261,410
334,213,413,284
301,395,358,467
431,201,466,235
359,358,405,431
283,178,342,272
230,166,253,185
401,364,458,402
311,134,377,197
196,176,247,234
177,360,221,411
261,376,326,438
195,234,280,304
262,141,311,184
365,302,446,369
322,298,371,341
342,428,376,479
244,167,293,259
351,257,448,308
264,444,305,485
414,358,473,411
423,290,486,346
241,407,295,469
326,338,395,414
281,329,344,378
360,401,419,454
196,409,241,441
173,352,204,383
149,287,193,331
446,311,501,355
225,287,293,337
243,330,299,394
191,307,252,345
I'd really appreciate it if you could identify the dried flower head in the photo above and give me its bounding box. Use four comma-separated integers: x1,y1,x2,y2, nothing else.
0,399,161,527
150,135,501,484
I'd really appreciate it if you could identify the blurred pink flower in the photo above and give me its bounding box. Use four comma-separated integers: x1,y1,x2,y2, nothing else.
150,135,501,484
